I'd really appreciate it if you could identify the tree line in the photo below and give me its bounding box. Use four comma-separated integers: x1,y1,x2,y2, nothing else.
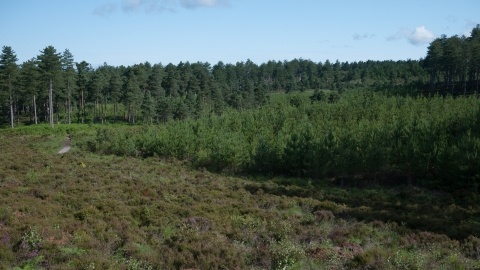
0,48,429,128
0,25,478,128
425,25,480,94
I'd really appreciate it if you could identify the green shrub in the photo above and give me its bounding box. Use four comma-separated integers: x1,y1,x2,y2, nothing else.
350,248,388,268
270,239,304,270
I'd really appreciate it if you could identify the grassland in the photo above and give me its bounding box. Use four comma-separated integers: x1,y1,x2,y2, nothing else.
1,125,480,269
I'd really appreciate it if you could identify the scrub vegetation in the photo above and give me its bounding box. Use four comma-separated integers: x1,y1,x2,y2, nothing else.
2,91,480,269
1,26,480,269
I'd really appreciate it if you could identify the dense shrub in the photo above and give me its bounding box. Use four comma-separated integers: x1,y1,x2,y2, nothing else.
90,91,480,192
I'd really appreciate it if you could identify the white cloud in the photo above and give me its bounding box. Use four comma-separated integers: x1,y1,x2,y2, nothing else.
461,19,478,37
94,0,230,15
407,26,435,45
387,26,435,45
352,33,375,41
122,0,142,12
93,2,118,17
121,0,177,13
462,30,472,38
180,0,229,9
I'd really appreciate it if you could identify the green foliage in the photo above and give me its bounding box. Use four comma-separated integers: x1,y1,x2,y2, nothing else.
0,46,19,128
1,44,437,128
309,89,326,103
425,25,480,94
1,133,480,269
270,239,304,269
87,91,480,192
3,36,480,269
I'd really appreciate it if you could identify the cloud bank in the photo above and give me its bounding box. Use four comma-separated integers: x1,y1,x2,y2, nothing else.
94,0,230,15
387,26,435,45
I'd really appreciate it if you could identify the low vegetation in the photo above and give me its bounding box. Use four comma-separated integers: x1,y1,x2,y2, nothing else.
1,123,480,269
1,27,480,269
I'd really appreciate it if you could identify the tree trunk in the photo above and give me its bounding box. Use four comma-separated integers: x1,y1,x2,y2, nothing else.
81,90,85,123
9,75,14,128
68,81,71,124
128,104,131,123
16,96,20,126
476,69,479,95
78,98,81,123
33,94,37,124
444,72,448,91
94,100,97,123
56,102,59,124
450,71,455,95
49,78,54,128
104,96,107,124
30,101,33,123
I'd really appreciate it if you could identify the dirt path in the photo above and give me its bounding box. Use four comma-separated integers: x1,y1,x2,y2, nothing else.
57,134,71,154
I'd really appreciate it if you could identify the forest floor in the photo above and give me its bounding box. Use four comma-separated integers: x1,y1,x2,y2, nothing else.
1,130,480,269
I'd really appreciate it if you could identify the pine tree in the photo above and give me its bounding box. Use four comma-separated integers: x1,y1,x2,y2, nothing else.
20,59,39,124
185,88,197,117
443,35,462,94
97,63,113,123
141,90,155,123
163,64,180,97
242,79,255,109
123,70,142,123
89,70,107,122
426,39,443,90
109,72,123,123
134,63,149,93
173,97,188,120
148,64,166,118
62,49,76,124
211,82,225,115
37,46,62,128
0,46,18,128
157,96,172,123
75,61,90,123
471,25,480,94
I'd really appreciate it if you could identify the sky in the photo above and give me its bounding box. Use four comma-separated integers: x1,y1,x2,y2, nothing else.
1,0,478,67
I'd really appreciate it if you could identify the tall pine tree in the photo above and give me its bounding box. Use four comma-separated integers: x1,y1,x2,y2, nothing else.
62,49,76,124
38,46,61,128
20,59,39,124
0,46,18,128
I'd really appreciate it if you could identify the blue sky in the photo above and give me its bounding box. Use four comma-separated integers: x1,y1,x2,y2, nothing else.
1,0,478,67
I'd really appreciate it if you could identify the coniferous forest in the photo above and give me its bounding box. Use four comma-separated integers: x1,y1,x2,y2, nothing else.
1,26,480,269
